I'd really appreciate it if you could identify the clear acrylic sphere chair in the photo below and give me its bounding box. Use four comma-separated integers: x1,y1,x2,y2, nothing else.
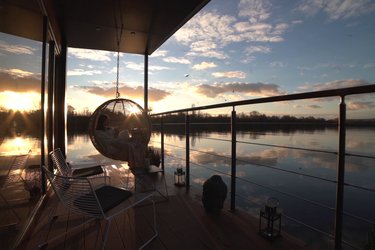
89,98,151,162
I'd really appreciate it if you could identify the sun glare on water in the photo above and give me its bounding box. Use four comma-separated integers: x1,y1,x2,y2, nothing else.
0,137,35,156
0,91,39,112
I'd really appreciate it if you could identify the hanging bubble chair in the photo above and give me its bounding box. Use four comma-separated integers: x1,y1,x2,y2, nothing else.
88,12,152,165
88,98,151,163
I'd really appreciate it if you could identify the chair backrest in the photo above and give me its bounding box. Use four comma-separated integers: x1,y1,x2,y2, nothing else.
43,166,104,218
50,148,71,176
1,151,30,187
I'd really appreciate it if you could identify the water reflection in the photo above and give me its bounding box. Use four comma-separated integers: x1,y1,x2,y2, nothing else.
0,136,38,156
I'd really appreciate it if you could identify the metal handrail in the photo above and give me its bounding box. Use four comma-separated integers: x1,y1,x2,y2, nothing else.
150,84,375,250
152,84,375,116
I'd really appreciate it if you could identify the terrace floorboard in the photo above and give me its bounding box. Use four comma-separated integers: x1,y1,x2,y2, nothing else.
19,166,310,250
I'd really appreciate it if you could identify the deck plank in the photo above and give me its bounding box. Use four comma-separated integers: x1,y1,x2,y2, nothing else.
20,167,309,250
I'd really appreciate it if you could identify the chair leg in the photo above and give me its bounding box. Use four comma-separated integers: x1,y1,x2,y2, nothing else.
160,173,169,200
38,217,97,249
0,192,20,228
102,220,111,250
138,197,158,250
152,173,169,201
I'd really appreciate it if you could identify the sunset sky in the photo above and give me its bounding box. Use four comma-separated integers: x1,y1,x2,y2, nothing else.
1,0,375,118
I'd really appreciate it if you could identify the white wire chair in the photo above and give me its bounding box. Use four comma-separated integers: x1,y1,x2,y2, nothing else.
40,166,158,249
49,148,105,178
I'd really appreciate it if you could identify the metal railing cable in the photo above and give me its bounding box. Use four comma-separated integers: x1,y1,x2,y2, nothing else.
155,140,338,184
158,141,375,247
236,158,337,183
153,130,375,160
343,182,375,193
345,152,375,159
197,135,375,160
151,137,375,199
235,192,333,237
152,137,375,194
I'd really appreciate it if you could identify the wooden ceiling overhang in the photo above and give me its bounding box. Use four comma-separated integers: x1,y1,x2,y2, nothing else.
0,0,210,55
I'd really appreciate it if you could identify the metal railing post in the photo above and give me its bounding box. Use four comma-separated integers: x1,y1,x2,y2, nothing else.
185,113,190,187
334,96,346,250
231,107,237,211
40,15,48,194
160,116,164,170
161,116,165,171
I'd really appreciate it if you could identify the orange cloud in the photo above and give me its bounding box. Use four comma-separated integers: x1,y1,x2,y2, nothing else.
195,82,282,98
0,71,40,92
79,85,170,102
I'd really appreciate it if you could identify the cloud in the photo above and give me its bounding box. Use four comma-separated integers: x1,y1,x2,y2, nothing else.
364,63,375,69
299,79,371,92
347,101,375,111
296,0,375,20
79,85,170,102
195,82,282,98
0,70,40,93
269,61,287,67
238,0,271,23
0,68,35,78
292,20,303,25
307,104,322,109
174,4,288,60
192,62,217,70
67,69,102,76
162,57,191,64
297,79,374,106
0,40,36,55
69,48,112,61
124,61,171,71
151,50,168,57
187,50,228,60
245,45,271,55
124,62,143,71
212,71,246,79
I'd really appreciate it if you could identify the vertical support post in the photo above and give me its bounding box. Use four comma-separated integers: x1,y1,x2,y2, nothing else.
161,116,165,171
185,113,190,187
334,96,346,250
40,15,47,194
144,54,148,112
47,41,55,171
54,42,67,155
231,107,237,211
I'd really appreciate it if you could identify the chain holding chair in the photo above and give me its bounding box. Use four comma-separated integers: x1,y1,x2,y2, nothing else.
49,148,106,178
40,166,158,249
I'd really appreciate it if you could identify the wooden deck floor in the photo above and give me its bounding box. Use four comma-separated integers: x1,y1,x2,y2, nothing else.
19,166,309,250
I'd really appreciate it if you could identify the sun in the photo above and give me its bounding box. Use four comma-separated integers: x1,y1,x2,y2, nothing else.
0,91,39,112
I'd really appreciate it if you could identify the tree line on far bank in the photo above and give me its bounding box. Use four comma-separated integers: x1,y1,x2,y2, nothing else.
1,108,374,138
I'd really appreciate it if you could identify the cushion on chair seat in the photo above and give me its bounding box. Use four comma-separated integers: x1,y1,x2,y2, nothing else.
75,186,132,214
72,165,103,177
95,186,132,212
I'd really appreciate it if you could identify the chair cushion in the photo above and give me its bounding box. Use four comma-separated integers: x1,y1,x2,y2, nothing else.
72,165,103,177
95,186,133,212
74,186,132,215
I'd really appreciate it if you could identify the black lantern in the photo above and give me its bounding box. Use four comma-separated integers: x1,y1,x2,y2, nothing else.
259,197,281,239
174,167,185,186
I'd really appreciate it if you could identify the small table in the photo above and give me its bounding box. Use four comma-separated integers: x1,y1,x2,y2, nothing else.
128,165,168,200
